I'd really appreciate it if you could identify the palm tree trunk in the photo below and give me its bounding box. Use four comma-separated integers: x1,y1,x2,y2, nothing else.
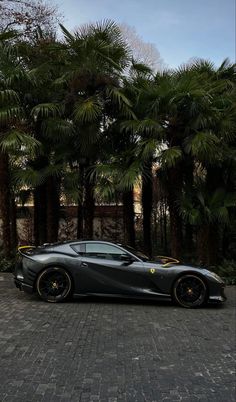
197,224,210,265
122,188,135,247
167,167,183,259
184,158,194,254
197,224,219,266
185,224,193,255
208,224,219,265
83,179,95,239
10,194,18,250
0,151,12,257
47,176,60,243
77,201,84,239
142,160,153,257
77,164,85,238
34,184,47,245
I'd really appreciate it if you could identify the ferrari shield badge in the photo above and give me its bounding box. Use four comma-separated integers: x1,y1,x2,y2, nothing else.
149,268,156,274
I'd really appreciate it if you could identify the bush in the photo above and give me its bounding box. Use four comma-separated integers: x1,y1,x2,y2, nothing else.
0,255,15,273
211,259,236,285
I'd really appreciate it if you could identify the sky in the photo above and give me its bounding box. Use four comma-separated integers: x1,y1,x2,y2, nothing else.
58,0,235,68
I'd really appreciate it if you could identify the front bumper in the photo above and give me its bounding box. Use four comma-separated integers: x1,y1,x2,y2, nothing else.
14,278,34,294
209,284,227,303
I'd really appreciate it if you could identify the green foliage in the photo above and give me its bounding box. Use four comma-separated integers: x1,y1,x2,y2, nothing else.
184,131,220,162
181,187,236,226
0,130,41,153
0,89,19,104
74,97,103,123
160,147,183,168
31,103,62,119
41,118,74,141
211,260,236,285
0,20,235,266
0,254,15,272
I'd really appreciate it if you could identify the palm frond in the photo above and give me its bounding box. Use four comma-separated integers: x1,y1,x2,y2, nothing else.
136,138,161,160
41,118,74,141
120,119,161,137
13,167,46,188
106,87,132,108
74,97,103,123
43,163,65,178
160,146,183,168
0,89,19,105
0,106,23,125
212,206,229,224
60,24,75,43
131,60,153,77
31,103,62,119
184,132,219,162
0,30,19,41
0,130,41,154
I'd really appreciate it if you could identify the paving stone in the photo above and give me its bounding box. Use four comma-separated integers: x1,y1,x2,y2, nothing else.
0,274,235,402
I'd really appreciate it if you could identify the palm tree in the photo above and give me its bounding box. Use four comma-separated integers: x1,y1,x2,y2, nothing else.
120,63,160,256
0,32,40,255
181,186,236,265
15,31,72,245
55,21,132,238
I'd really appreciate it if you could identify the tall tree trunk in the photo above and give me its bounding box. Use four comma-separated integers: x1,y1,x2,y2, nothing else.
159,203,164,249
142,160,153,257
197,224,210,265
167,166,183,259
83,179,95,239
10,194,18,250
77,164,85,239
31,151,49,246
0,151,12,257
34,184,47,245
47,176,60,243
208,224,219,265
185,224,193,255
184,157,194,254
197,223,220,266
122,188,135,247
163,200,168,253
77,200,84,239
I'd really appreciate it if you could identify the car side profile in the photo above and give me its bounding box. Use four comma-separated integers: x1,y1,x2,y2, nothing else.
14,240,226,308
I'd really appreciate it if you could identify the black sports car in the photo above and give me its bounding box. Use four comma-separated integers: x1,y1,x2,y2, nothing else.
14,240,226,308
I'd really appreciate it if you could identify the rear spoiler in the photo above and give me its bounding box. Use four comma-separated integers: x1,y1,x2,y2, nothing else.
18,245,36,255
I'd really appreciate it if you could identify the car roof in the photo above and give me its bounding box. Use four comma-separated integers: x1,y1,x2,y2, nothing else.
52,240,120,247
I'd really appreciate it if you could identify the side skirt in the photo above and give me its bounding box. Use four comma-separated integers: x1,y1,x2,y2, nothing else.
73,292,172,302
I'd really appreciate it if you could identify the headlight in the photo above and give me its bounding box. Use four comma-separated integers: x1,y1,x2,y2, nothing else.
206,271,224,283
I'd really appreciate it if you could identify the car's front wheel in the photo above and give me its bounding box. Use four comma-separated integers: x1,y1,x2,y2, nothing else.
173,274,207,308
36,267,72,303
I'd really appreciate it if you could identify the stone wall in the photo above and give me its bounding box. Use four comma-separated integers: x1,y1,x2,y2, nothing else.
0,205,124,246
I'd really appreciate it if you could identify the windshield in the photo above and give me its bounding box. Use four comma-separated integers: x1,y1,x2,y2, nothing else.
120,245,149,261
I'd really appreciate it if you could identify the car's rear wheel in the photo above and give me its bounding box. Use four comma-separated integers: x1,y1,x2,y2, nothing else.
173,274,207,308
36,267,72,303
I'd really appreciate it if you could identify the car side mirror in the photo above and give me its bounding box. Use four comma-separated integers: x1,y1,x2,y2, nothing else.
120,254,135,265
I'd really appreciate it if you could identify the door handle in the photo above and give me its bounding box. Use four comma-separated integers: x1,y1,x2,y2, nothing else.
81,262,88,267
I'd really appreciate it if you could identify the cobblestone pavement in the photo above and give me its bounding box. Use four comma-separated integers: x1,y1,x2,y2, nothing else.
0,274,235,402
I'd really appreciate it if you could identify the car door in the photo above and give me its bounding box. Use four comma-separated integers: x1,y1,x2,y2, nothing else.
73,242,155,296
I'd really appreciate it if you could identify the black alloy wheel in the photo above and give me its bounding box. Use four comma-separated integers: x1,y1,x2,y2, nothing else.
36,267,72,302
173,274,207,308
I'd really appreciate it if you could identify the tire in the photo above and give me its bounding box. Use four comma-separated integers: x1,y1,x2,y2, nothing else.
36,267,72,303
172,274,207,308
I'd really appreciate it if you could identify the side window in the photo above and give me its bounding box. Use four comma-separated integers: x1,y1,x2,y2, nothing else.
84,243,125,261
71,243,86,255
